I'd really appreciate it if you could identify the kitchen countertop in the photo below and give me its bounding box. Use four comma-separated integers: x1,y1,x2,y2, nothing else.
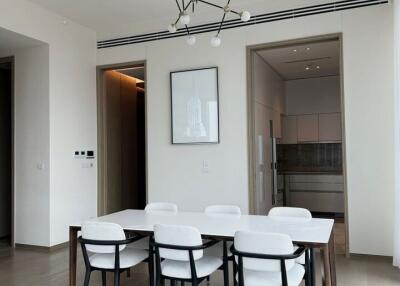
278,170,343,175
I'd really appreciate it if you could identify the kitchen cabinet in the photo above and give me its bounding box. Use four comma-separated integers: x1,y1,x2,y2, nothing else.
297,114,318,142
319,113,342,142
281,116,297,144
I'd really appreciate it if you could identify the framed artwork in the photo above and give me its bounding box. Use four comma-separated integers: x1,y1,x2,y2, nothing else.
170,67,220,144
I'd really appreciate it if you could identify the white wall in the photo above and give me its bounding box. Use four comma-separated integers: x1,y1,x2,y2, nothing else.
253,52,285,214
98,5,394,256
14,45,50,246
285,76,341,115
0,0,97,246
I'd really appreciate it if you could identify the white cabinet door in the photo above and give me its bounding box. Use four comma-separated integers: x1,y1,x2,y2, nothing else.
319,113,342,142
297,114,318,142
281,116,297,144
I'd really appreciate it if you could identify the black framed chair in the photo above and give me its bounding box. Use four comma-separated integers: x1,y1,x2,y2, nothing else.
268,207,316,284
231,231,311,286
152,224,223,286
80,221,149,286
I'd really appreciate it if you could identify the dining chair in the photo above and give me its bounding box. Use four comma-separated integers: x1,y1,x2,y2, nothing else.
204,205,242,286
231,231,308,286
129,202,179,250
145,202,179,213
80,221,149,286
153,224,223,286
268,207,314,284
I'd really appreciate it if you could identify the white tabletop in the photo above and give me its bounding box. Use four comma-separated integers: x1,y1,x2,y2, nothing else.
72,209,334,244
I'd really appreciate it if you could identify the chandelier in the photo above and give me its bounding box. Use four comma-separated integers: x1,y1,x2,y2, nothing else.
168,0,251,47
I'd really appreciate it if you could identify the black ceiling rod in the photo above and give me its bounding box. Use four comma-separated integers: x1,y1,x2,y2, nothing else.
197,0,241,16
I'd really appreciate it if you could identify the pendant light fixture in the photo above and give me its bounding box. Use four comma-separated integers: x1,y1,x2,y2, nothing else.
168,0,251,47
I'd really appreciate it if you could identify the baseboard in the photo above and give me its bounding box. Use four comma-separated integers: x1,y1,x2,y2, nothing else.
15,241,69,252
349,253,393,260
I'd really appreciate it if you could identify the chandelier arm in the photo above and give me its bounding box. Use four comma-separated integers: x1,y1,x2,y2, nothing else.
197,0,241,15
217,12,227,36
175,0,182,12
184,0,195,11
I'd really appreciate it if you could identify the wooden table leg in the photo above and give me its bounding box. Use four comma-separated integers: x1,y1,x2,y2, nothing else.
320,232,336,286
69,226,78,286
328,232,337,286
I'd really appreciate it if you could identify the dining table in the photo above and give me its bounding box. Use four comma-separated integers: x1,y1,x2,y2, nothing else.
69,209,336,286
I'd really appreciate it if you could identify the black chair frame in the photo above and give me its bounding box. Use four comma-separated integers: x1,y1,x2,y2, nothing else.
79,234,147,286
231,245,311,286
151,239,221,286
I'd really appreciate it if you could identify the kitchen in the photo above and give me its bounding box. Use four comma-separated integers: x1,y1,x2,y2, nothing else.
250,36,346,253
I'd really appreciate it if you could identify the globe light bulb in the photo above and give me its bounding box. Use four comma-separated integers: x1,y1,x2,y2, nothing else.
211,36,221,47
168,23,177,33
179,12,191,25
241,11,251,22
186,35,196,46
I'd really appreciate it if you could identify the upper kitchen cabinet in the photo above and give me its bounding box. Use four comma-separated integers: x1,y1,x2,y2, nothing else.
281,115,297,144
297,114,318,143
319,113,342,142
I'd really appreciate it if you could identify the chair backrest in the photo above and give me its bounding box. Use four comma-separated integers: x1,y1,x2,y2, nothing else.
205,205,242,216
145,202,178,213
81,221,126,253
234,231,295,272
154,224,203,261
268,207,312,220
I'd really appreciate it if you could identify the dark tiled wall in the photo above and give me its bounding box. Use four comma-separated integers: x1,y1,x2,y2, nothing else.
277,143,342,172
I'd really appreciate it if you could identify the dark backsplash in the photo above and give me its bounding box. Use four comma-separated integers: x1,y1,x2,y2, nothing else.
277,143,342,173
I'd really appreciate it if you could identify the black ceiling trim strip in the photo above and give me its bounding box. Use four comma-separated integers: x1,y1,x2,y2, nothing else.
97,0,388,49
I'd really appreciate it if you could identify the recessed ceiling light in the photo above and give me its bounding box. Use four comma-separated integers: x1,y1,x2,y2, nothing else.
316,65,320,69
306,47,311,51
293,49,297,52
305,66,310,71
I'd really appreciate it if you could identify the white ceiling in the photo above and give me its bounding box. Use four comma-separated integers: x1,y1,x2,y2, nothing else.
256,40,340,80
27,0,334,40
0,27,44,53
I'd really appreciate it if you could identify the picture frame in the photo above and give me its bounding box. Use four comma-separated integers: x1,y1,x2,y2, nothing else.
170,67,220,144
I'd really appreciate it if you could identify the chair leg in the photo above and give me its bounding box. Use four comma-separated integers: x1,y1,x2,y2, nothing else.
127,268,131,278
102,271,107,286
180,281,185,286
305,249,311,286
171,279,176,286
310,248,316,286
114,270,120,286
206,276,210,283
84,269,91,286
233,261,238,286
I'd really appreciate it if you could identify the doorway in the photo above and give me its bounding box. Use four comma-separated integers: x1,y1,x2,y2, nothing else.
97,62,147,215
247,34,349,256
0,57,13,248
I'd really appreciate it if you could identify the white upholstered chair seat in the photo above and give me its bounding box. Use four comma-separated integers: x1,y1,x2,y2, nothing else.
237,263,305,286
89,248,148,269
161,256,223,279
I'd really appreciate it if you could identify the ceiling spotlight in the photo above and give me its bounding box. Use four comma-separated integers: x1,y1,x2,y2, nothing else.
316,65,320,69
187,35,196,46
241,11,251,22
306,47,311,51
211,36,221,47
179,11,191,25
305,66,310,71
293,49,297,52
168,23,177,33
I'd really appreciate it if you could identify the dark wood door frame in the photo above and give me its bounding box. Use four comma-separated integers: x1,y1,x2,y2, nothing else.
0,56,15,248
96,61,148,216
